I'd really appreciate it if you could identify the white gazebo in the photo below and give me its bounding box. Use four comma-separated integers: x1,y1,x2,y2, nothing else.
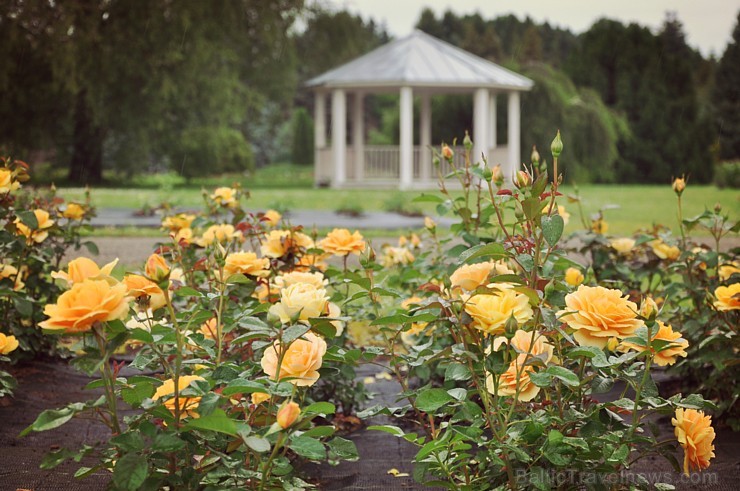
306,30,534,189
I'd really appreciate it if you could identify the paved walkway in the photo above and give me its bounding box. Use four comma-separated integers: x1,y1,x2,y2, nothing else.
91,208,452,230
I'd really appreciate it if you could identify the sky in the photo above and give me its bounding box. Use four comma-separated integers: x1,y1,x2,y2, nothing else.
327,0,739,57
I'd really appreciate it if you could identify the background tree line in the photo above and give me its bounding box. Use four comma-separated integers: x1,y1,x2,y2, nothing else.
1,2,738,185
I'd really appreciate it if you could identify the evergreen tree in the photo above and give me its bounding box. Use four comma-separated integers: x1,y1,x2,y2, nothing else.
713,12,740,160
291,108,314,166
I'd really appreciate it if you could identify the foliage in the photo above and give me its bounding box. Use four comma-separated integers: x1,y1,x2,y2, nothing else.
291,108,314,166
362,134,725,488
713,13,740,161
714,161,740,188
22,185,370,488
0,0,301,183
0,157,97,362
174,126,254,180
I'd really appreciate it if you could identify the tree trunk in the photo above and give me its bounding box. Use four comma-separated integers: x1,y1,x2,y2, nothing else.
68,91,104,184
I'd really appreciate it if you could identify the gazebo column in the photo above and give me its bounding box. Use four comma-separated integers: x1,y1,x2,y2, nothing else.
353,92,364,183
399,86,413,190
420,93,431,182
507,91,521,180
489,92,497,149
314,92,326,186
473,88,489,166
332,89,346,188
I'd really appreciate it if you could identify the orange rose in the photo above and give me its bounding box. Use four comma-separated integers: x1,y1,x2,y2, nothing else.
261,230,314,259
262,209,282,227
15,209,54,243
672,408,715,475
618,321,688,366
0,333,19,355
713,284,739,311
488,353,540,402
224,251,270,278
450,260,514,293
197,224,243,246
610,238,636,255
251,392,270,405
145,254,170,282
52,257,118,287
172,226,193,245
319,228,366,256
261,331,327,386
39,279,131,334
381,246,414,267
123,274,166,310
560,286,643,348
492,329,554,363
1,263,25,291
276,401,301,428
464,289,533,335
650,239,680,261
161,213,195,232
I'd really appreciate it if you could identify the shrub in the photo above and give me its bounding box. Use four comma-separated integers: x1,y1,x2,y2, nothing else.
714,160,740,188
291,107,314,166
175,126,254,180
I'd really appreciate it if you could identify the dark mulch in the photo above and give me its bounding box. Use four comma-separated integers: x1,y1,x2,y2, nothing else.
1,360,737,490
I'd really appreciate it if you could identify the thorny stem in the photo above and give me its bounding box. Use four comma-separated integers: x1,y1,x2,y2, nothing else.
93,324,121,435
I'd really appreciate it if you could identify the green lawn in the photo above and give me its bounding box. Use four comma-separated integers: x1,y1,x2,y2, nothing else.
57,176,737,237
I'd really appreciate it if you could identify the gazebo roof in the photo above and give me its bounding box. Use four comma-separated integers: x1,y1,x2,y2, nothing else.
306,30,534,91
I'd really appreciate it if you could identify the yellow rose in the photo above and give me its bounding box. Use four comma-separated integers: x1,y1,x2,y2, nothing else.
564,267,584,287
145,253,170,282
650,239,680,261
251,392,270,405
262,209,282,227
197,318,219,340
51,257,118,288
464,289,533,335
224,251,270,278
162,213,195,232
210,187,239,208
274,271,327,290
319,228,366,256
441,144,454,160
424,217,436,231
610,238,636,255
381,246,415,267
0,263,25,291
153,375,205,420
39,279,131,334
718,261,739,281
492,329,554,363
618,321,688,367
269,283,329,324
276,401,301,429
639,296,660,318
560,285,643,348
672,176,686,195
591,218,608,234
672,408,715,476
62,202,86,220
0,168,21,193
261,331,327,386
15,209,54,243
713,284,740,311
254,283,280,304
0,333,19,355
487,353,540,401
123,274,166,310
260,230,314,259
197,224,243,247
557,205,570,226
172,226,193,245
450,260,514,293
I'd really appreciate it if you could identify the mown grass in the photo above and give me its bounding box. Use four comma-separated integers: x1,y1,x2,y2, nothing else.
53,165,737,237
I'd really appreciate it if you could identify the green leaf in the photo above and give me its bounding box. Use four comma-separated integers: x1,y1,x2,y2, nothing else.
416,388,454,413
121,382,154,407
412,194,444,203
282,324,312,344
367,425,406,437
13,296,33,317
303,401,335,416
112,453,148,491
111,432,145,452
82,241,99,255
289,435,326,460
151,433,186,452
541,215,564,247
183,408,237,436
244,436,271,453
174,286,202,297
459,243,506,264
546,366,580,387
327,436,358,462
567,346,604,359
444,363,471,382
522,196,544,221
20,404,83,436
17,210,38,229
222,378,267,396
